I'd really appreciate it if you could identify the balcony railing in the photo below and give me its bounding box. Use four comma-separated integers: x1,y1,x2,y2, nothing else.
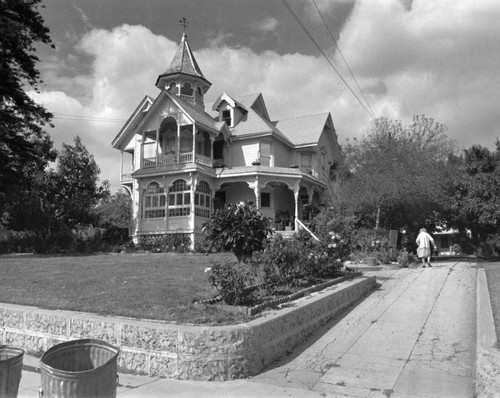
143,152,214,169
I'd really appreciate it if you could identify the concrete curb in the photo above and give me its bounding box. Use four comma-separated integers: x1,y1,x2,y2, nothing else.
476,267,500,397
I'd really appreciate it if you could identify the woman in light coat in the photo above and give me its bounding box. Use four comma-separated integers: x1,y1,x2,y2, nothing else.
416,228,436,267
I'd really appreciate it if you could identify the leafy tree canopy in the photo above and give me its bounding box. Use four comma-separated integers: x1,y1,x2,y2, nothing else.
54,136,109,230
447,141,500,244
95,190,131,229
333,115,456,231
0,0,56,210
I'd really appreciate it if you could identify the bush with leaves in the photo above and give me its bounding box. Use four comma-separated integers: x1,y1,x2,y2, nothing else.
202,202,272,262
252,234,307,289
207,260,255,305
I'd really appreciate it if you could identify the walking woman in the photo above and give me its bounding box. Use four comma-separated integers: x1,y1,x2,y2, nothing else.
416,228,436,267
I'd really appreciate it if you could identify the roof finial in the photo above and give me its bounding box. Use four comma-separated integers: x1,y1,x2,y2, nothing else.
179,17,189,34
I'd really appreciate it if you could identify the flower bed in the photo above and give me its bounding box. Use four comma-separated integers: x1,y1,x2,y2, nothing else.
196,272,362,317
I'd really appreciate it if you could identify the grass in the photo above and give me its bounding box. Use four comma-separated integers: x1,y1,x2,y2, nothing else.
0,252,248,325
483,262,500,345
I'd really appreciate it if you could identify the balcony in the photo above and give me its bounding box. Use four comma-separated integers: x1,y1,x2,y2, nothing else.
142,153,214,169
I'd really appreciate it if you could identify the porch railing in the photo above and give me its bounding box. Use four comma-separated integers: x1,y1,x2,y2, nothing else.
196,154,213,167
179,152,193,163
296,219,320,241
143,152,214,169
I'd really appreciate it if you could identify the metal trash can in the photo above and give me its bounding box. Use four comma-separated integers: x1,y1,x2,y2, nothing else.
0,346,24,398
366,257,377,266
39,339,119,398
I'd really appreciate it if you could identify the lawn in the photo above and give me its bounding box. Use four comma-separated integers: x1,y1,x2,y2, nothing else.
484,262,500,345
0,253,246,325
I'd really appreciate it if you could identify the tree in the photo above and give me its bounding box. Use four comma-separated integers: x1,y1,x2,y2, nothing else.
446,142,500,251
202,203,272,262
4,136,109,252
94,190,132,245
333,115,456,231
0,0,56,215
54,136,109,232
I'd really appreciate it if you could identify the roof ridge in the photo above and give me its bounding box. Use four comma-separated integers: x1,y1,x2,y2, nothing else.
277,112,329,122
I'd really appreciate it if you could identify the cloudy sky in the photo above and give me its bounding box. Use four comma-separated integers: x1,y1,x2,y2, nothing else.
33,0,500,191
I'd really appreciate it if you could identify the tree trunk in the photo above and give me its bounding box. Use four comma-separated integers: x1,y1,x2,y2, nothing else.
375,205,381,230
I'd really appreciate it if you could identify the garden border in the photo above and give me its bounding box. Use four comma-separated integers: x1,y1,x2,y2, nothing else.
0,275,376,380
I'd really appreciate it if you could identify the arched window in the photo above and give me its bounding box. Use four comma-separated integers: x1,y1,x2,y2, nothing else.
168,179,191,217
196,87,203,100
180,82,193,96
144,182,166,218
168,82,177,93
195,181,211,218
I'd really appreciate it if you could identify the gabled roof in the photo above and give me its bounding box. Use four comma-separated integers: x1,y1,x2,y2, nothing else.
173,93,229,138
275,113,332,147
235,93,271,121
232,102,292,145
112,89,233,152
156,33,210,87
111,95,154,149
210,92,292,145
212,93,248,114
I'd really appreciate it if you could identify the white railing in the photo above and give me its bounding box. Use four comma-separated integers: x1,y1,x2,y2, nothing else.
143,157,157,168
143,152,218,168
179,152,193,163
156,154,176,166
296,219,320,241
196,154,213,167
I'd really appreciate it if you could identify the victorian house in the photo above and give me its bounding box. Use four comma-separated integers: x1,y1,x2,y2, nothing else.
111,32,341,248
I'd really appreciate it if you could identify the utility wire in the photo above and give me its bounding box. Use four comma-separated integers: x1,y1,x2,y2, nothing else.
53,113,126,123
280,0,376,119
312,0,376,117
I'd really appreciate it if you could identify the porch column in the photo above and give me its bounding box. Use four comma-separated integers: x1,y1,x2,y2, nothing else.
176,123,181,164
189,173,196,251
139,132,145,168
192,125,196,162
155,129,159,166
247,177,260,209
293,184,300,231
210,136,215,160
120,150,124,180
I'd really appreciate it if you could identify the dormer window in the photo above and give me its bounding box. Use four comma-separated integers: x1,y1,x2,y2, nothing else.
222,110,232,126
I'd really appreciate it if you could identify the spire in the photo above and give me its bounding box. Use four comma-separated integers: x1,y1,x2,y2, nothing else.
162,33,206,78
155,26,211,89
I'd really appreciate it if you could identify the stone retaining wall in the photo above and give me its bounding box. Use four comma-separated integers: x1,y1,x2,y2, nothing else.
0,276,376,380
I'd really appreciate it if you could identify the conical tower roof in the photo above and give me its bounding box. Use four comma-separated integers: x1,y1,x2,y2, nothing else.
156,33,211,88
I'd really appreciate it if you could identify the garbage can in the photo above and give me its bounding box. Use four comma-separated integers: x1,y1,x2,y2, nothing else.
0,346,24,398
39,339,119,398
366,257,377,266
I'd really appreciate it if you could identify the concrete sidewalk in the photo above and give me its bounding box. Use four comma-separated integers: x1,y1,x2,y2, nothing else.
16,261,498,397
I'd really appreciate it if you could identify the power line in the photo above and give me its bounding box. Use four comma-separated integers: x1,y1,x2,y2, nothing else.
312,0,376,117
280,0,376,119
53,113,126,123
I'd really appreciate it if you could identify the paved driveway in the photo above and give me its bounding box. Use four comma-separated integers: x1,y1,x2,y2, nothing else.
252,262,477,397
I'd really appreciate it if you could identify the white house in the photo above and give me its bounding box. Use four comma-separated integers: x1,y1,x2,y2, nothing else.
111,32,342,248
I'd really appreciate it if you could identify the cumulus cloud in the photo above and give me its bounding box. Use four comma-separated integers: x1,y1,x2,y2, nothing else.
36,0,500,190
337,0,500,146
253,17,279,33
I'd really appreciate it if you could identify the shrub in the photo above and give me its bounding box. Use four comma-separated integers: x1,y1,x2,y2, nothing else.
202,203,272,262
207,260,255,305
254,234,307,289
140,234,191,253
